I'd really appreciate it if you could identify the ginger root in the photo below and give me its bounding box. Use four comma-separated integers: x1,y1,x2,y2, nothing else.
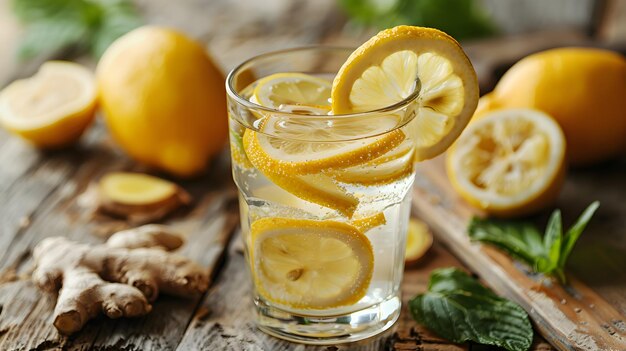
32,225,208,335
97,172,191,224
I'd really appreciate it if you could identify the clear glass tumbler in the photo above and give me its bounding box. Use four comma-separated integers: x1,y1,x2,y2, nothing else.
226,47,419,344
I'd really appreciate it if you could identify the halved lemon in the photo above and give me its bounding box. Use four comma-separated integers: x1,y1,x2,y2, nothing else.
446,108,566,217
329,139,415,186
250,217,374,309
331,26,479,161
252,72,331,109
0,61,97,148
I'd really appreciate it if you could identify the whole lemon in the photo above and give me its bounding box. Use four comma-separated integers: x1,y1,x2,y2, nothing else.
97,26,227,177
481,48,626,166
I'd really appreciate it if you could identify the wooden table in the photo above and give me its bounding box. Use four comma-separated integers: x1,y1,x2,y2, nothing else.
0,1,596,349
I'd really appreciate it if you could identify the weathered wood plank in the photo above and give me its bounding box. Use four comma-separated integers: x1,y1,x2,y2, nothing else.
176,229,555,351
175,233,466,351
0,120,240,351
412,157,626,351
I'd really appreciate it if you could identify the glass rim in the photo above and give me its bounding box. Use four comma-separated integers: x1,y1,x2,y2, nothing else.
225,45,421,118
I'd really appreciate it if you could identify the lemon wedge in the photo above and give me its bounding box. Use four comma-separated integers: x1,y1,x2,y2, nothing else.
446,108,566,217
252,72,331,109
331,26,478,161
405,218,433,264
250,217,374,309
0,61,97,148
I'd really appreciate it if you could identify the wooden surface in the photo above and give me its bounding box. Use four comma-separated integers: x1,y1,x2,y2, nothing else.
1,0,621,350
412,158,626,351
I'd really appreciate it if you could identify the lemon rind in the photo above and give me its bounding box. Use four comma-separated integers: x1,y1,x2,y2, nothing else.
446,108,566,215
243,128,406,176
331,25,479,161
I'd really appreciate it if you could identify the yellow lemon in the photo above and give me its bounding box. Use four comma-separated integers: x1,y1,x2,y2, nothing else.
447,108,566,217
331,25,479,161
328,139,415,186
0,61,96,148
242,72,407,217
97,26,227,178
250,217,374,309
405,218,433,264
481,48,626,166
251,72,331,109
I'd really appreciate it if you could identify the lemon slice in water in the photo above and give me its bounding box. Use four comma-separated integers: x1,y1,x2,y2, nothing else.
251,217,374,309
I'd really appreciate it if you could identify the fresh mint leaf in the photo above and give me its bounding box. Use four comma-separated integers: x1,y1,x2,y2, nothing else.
559,201,600,268
11,0,142,60
91,0,142,57
410,268,532,351
468,202,599,283
339,0,497,41
541,209,562,274
18,18,88,59
468,218,546,267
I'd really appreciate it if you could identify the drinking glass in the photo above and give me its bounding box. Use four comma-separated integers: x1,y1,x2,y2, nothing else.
226,47,419,344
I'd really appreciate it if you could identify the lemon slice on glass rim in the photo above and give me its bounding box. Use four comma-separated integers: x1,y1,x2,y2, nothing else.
250,217,374,310
446,108,566,217
331,25,479,161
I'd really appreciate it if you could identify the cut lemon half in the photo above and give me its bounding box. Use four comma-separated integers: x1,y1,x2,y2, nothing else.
446,108,566,217
0,61,97,148
331,26,479,161
250,217,374,309
252,72,331,109
329,138,415,186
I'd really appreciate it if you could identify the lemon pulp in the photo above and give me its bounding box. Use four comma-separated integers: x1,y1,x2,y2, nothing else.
251,217,374,309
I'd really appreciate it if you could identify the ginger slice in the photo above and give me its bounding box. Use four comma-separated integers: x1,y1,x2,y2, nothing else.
97,172,191,224
405,218,434,265
32,224,209,335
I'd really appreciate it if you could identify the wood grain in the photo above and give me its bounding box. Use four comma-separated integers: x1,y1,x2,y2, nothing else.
0,0,606,349
412,157,626,351
0,121,241,351
177,232,466,351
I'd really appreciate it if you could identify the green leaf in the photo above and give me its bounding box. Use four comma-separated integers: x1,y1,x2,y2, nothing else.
539,209,562,273
90,0,142,57
559,201,600,268
468,202,600,283
11,0,142,60
338,0,497,41
468,217,546,268
18,18,89,59
410,268,533,351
